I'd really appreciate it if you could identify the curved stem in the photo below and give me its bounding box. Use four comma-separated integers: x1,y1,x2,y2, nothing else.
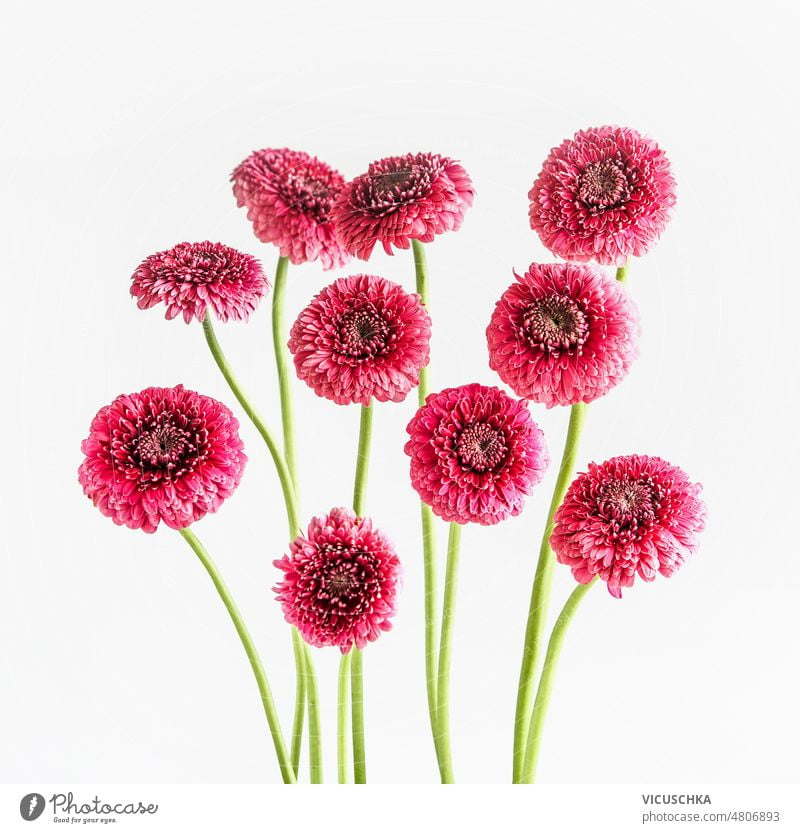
337,651,352,783
352,403,373,517
521,579,597,783
512,261,630,781
271,259,326,785
351,648,366,783
269,257,318,780
178,528,295,784
272,255,299,485
434,522,462,784
201,315,299,536
289,629,306,776
420,504,439,749
513,402,587,782
411,239,441,767
201,313,316,782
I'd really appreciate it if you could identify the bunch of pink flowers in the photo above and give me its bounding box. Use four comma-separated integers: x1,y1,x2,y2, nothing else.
79,129,705,784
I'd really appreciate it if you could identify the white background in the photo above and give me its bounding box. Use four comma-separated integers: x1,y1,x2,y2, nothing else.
2,0,799,787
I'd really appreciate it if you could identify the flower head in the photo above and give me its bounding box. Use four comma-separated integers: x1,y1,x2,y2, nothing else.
405,383,549,525
273,508,401,652
130,241,268,324
551,455,706,598
332,152,474,259
529,126,676,266
231,148,350,269
78,385,246,533
486,262,639,407
289,274,431,406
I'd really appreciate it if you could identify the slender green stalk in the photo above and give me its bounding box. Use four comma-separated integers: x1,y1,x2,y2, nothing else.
348,399,374,783
351,647,366,783
202,315,299,534
270,257,322,782
412,239,431,401
420,504,439,750
289,629,306,776
202,312,317,782
353,403,374,516
512,260,630,781
521,579,597,783
513,402,587,782
411,239,441,765
272,255,298,483
299,642,322,784
179,528,295,784
337,651,352,783
434,522,462,784
270,255,330,783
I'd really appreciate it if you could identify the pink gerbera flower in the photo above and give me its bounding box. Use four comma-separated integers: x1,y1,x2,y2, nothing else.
486,262,639,407
332,152,474,259
231,148,350,269
405,384,549,525
288,274,431,406
273,508,401,652
551,455,706,598
529,126,676,266
130,241,268,324
78,385,246,533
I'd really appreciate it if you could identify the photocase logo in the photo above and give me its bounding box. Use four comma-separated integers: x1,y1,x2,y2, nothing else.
19,793,46,821
16,790,160,822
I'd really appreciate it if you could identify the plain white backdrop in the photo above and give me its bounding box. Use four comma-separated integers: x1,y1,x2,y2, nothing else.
2,0,799,786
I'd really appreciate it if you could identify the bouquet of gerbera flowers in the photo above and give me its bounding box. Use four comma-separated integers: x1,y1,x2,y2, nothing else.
78,127,705,784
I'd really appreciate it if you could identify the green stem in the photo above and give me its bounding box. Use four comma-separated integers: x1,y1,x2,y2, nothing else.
302,642,323,784
271,257,326,784
289,629,306,777
411,239,441,767
520,579,597,783
351,647,366,783
178,528,295,784
512,261,630,782
513,402,587,782
348,400,374,783
353,403,374,516
337,651,352,783
201,313,315,782
272,255,298,484
201,315,299,536
434,522,462,784
270,258,319,781
412,239,431,403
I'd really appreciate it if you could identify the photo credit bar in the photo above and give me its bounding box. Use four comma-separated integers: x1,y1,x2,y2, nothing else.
1,784,797,831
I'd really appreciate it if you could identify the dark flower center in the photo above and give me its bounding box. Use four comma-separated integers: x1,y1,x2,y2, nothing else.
355,156,441,213
457,422,507,472
371,168,415,196
523,294,589,352
578,159,631,209
123,407,210,487
281,171,336,223
170,248,230,285
338,309,390,359
135,423,191,469
322,563,360,599
598,477,662,544
306,545,380,619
